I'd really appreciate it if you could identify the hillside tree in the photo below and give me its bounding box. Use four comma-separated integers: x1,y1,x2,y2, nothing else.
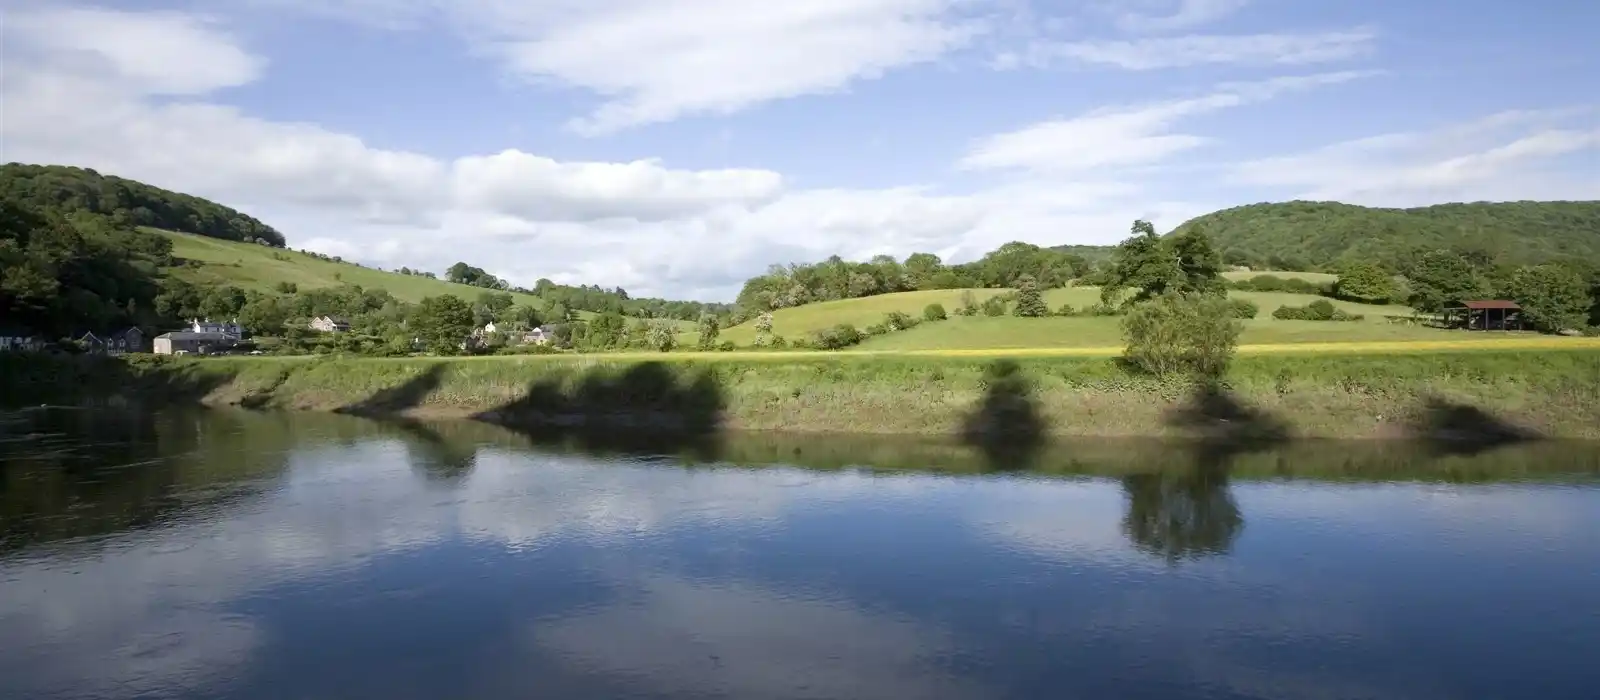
1169,226,1226,296
1506,264,1590,333
1407,250,1491,313
1334,261,1395,303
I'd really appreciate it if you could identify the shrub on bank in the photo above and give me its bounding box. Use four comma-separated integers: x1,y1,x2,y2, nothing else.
923,303,947,321
1122,293,1242,379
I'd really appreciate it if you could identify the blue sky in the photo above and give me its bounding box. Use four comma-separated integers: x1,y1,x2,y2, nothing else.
3,0,1596,300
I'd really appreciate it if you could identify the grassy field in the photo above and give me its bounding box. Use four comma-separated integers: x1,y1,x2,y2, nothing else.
707,284,1464,350
716,289,1011,344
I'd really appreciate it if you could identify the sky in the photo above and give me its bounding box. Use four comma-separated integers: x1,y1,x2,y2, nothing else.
2,0,1596,301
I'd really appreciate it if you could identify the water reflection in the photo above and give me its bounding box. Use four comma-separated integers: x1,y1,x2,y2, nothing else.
2,409,1599,699
1120,463,1243,563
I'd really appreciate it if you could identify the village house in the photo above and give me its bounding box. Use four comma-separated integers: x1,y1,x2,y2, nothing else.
309,315,351,333
524,325,557,345
71,328,146,355
154,331,237,355
109,327,146,354
189,318,244,339
1,325,45,353
77,332,107,354
474,322,556,346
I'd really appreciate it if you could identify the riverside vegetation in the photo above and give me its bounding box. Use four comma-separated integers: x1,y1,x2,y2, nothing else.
5,164,1600,440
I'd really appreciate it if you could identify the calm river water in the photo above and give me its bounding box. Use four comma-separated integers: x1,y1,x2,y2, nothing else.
2,408,1598,700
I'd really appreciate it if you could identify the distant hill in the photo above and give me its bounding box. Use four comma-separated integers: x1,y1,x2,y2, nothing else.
1173,200,1600,269
1047,244,1117,263
0,163,285,247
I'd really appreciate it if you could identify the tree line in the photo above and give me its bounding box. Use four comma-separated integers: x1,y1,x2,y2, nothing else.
735,242,1092,314
443,261,735,322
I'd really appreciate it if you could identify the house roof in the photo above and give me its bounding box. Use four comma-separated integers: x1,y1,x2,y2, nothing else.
1452,300,1521,310
157,332,237,341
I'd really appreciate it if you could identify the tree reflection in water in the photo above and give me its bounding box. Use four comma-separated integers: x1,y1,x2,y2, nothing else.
1120,460,1243,563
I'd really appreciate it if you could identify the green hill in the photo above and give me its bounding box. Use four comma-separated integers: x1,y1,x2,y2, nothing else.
159,229,545,306
1176,200,1600,269
0,163,285,246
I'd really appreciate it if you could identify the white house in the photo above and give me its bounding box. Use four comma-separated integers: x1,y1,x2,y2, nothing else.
189,318,244,339
310,316,350,333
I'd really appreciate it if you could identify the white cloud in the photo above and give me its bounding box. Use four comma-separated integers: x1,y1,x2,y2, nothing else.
1232,109,1600,205
959,71,1374,175
2,6,263,95
451,151,784,223
1018,29,1376,70
1113,0,1251,34
0,58,446,225
355,0,990,134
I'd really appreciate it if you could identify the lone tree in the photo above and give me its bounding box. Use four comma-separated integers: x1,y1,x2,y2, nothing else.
1334,261,1394,303
646,319,678,352
696,314,721,350
1012,274,1049,317
1121,292,1242,379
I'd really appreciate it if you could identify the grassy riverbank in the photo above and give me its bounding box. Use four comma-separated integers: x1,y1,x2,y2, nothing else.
5,349,1598,439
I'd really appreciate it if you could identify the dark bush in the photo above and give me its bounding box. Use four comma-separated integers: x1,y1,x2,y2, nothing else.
884,311,919,331
1055,304,1077,317
1229,298,1260,319
923,303,948,321
717,340,737,351
1307,299,1337,320
1273,300,1362,322
1272,305,1308,320
812,324,864,350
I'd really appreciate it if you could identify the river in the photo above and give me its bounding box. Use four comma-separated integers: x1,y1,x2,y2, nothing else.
2,408,1598,699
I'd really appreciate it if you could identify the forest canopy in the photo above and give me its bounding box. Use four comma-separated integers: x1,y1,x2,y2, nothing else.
0,163,286,247
1175,200,1600,271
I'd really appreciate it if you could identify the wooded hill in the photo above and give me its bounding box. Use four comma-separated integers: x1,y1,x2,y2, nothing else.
1174,200,1600,271
0,163,285,247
